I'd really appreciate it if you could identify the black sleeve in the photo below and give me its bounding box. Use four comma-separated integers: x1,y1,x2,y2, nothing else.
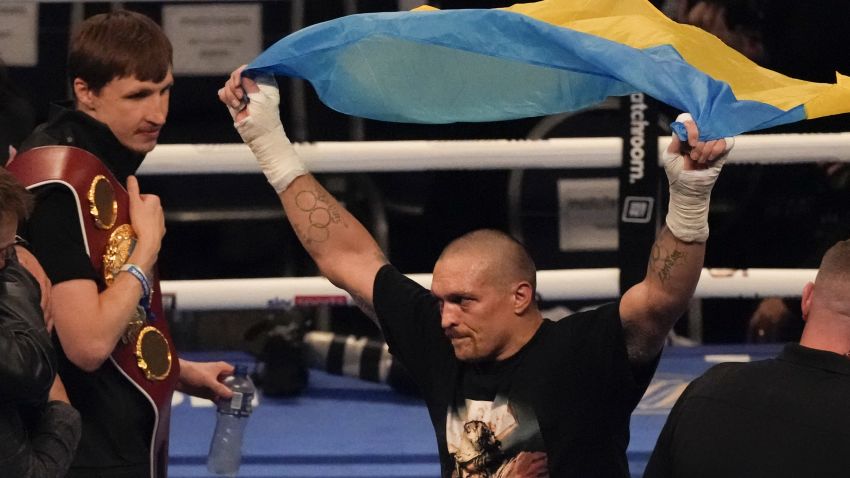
24,184,99,285
0,401,82,478
0,258,56,404
24,401,82,478
558,303,659,413
372,265,454,393
602,303,660,409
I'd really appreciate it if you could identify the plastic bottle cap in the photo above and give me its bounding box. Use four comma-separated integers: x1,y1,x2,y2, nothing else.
234,364,248,377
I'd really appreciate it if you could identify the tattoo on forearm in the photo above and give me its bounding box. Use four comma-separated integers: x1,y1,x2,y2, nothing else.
651,243,687,284
294,189,346,244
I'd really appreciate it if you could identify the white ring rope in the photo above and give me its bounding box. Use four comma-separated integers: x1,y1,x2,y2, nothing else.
140,132,850,175
160,268,817,311
147,133,838,310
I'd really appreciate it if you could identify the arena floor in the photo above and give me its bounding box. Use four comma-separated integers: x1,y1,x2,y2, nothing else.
168,344,783,477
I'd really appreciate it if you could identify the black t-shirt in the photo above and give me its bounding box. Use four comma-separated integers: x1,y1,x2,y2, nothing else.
19,105,152,477
373,264,657,477
644,343,850,478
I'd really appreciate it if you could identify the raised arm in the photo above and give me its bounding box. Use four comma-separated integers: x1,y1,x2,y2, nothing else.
620,115,731,363
219,68,388,313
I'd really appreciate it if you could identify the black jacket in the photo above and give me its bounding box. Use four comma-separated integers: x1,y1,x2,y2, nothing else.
0,251,81,477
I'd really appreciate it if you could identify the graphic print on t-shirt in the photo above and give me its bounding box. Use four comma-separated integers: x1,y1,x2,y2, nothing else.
446,396,545,477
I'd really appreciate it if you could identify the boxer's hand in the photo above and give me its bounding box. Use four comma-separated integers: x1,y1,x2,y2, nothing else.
218,66,306,193
127,176,164,273
664,114,732,242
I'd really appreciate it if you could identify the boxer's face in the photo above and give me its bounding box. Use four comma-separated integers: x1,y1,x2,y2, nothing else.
75,70,173,154
433,252,520,363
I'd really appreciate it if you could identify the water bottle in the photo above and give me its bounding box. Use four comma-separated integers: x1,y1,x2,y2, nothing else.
207,365,255,476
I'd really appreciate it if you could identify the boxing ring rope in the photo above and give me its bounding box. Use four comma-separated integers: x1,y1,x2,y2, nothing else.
141,132,850,174
160,268,818,311
147,132,850,311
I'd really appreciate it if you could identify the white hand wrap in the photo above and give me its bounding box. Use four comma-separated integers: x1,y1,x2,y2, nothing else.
663,113,732,243
232,76,306,193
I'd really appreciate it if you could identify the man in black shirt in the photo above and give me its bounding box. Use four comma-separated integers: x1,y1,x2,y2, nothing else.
644,238,850,478
219,70,732,476
12,11,234,478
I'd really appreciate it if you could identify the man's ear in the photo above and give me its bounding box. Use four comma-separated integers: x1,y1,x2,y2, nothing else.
73,78,96,111
801,282,815,322
513,282,534,315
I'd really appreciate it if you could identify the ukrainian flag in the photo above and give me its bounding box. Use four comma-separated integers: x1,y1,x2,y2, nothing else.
245,0,850,140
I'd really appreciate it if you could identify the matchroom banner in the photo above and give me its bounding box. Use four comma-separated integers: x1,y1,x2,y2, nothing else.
618,93,659,292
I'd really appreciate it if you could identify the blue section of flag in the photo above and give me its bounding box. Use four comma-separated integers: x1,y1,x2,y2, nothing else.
246,9,807,140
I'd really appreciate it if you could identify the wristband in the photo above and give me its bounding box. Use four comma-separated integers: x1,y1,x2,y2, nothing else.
120,263,151,300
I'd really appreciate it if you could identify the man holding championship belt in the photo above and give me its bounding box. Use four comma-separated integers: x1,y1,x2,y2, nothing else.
7,11,234,478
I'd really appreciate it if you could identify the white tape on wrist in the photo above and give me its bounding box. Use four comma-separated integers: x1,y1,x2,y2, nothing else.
234,79,306,193
664,113,729,242
665,165,721,242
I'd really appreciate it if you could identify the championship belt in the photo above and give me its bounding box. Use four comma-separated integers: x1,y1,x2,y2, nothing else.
8,146,179,478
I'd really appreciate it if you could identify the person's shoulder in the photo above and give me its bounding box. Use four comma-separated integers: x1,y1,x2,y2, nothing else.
19,123,60,151
683,359,768,397
548,302,619,329
539,303,623,349
375,263,401,281
19,104,88,152
374,263,406,291
374,264,431,303
695,361,747,381
24,182,81,235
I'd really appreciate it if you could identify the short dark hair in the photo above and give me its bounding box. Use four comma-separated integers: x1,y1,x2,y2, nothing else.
69,9,172,94
816,239,850,287
441,229,538,295
0,167,33,223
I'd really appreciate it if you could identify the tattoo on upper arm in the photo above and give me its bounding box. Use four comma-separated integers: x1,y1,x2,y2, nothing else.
651,243,687,284
294,189,346,244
